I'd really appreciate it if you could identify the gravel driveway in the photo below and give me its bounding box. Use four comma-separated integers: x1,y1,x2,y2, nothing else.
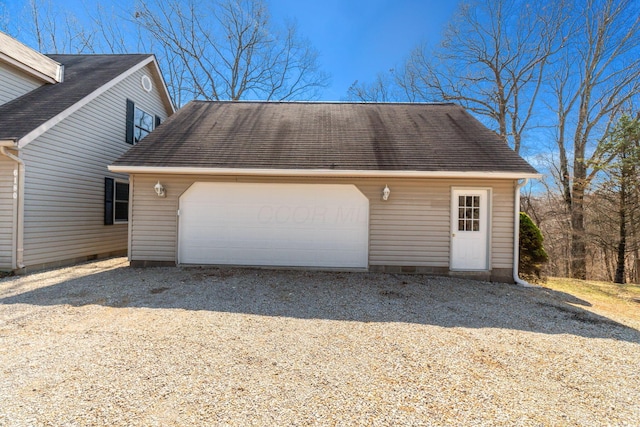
1,258,639,426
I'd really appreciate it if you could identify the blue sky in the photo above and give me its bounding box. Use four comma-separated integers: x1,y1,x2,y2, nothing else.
3,0,460,100
267,0,460,100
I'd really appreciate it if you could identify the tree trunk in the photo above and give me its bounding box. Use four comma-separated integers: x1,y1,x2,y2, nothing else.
570,172,587,279
614,191,626,283
614,223,626,283
570,209,587,279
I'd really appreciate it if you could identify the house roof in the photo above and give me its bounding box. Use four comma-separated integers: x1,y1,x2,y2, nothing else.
0,31,63,83
0,54,161,143
111,101,539,177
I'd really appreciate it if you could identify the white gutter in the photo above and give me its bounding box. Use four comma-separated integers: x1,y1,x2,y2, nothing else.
0,141,25,270
108,165,542,180
513,178,536,287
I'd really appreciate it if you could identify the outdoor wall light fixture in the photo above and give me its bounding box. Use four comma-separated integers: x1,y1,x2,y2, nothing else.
382,185,391,201
154,181,166,197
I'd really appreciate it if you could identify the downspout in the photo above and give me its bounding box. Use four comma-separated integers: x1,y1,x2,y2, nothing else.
513,178,536,287
0,143,25,270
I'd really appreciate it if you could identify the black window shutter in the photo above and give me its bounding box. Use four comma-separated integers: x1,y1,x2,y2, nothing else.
104,177,114,225
125,99,135,144
155,115,161,128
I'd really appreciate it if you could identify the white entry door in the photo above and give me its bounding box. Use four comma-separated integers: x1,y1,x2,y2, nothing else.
450,189,490,270
178,182,369,268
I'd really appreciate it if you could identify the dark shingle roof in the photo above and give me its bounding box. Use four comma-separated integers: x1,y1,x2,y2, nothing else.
0,54,152,140
113,101,538,174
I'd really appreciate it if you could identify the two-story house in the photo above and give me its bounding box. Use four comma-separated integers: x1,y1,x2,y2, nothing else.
0,32,174,273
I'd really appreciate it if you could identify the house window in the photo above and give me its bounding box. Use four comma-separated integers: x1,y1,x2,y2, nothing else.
105,177,129,225
126,99,161,144
458,195,480,231
114,181,129,222
134,107,154,143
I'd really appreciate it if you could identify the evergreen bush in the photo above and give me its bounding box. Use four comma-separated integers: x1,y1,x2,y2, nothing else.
519,212,548,281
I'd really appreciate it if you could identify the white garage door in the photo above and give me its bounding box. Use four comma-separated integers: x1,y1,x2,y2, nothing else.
178,182,369,268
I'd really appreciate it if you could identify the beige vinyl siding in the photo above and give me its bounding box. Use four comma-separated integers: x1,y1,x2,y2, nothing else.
490,181,517,269
0,157,16,269
0,61,44,105
129,175,516,269
368,181,450,266
20,64,170,268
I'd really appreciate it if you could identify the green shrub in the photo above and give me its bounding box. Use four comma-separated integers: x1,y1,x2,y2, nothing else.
519,212,548,281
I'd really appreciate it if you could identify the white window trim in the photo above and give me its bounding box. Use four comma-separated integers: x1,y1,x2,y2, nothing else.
141,75,153,92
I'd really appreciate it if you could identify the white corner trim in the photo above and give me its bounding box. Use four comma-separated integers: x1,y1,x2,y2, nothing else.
107,165,542,180
57,64,65,83
17,56,157,148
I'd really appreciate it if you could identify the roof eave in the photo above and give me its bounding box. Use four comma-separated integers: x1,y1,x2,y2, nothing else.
108,165,542,180
0,32,63,83
0,139,17,147
0,52,60,84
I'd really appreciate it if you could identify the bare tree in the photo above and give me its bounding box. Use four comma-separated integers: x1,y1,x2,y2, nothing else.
24,0,96,53
588,186,625,281
397,0,565,154
1,0,123,54
133,0,329,104
550,0,640,279
347,71,397,102
521,183,573,278
7,0,328,106
86,3,133,54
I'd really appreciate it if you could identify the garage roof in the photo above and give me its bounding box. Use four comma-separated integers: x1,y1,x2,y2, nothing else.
112,101,538,176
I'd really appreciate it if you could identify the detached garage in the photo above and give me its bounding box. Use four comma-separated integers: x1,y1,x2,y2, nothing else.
110,101,540,283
